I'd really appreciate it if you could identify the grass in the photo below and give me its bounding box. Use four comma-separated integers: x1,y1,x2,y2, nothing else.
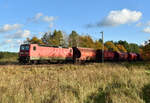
0,63,150,103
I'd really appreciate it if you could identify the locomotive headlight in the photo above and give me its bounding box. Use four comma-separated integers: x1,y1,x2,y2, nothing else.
20,52,24,54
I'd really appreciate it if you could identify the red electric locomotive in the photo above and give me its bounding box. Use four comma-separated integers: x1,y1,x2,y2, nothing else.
18,44,73,63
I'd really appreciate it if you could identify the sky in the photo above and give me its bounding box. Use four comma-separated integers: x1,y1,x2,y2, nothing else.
0,0,150,52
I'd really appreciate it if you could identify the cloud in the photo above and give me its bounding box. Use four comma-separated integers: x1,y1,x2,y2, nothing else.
86,9,142,28
5,39,12,43
0,39,13,46
8,30,31,39
27,13,57,29
0,24,22,33
147,21,150,26
136,21,150,27
28,12,57,23
143,27,150,33
136,21,150,34
136,22,143,27
43,16,56,22
16,40,23,45
27,12,43,23
100,9,142,27
86,24,95,28
35,13,43,20
0,39,23,50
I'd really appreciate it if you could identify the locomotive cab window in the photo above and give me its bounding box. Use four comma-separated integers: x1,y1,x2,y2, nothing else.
33,46,36,51
20,46,25,50
25,45,29,51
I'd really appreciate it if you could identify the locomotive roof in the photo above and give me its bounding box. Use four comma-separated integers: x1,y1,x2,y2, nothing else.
20,44,69,48
39,44,69,48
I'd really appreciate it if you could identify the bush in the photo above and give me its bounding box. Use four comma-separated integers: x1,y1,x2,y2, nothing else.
0,52,18,59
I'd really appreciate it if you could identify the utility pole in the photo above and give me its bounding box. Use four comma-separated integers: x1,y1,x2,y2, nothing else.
100,31,104,63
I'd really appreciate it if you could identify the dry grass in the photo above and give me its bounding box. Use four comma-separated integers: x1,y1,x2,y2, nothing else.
0,63,150,103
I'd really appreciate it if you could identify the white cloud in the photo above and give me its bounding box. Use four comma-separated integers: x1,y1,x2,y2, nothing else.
16,40,23,45
43,16,56,22
136,22,143,27
0,24,22,33
35,13,43,20
143,27,150,33
136,21,150,27
28,12,57,23
146,21,150,26
10,30,31,39
0,39,23,51
5,39,12,43
0,39,13,46
99,9,142,27
28,12,43,23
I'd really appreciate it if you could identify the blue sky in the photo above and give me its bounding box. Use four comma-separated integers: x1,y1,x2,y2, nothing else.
0,0,150,52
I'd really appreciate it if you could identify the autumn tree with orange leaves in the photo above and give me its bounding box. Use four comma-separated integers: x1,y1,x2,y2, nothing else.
105,41,119,52
142,41,150,60
25,36,43,44
116,44,127,52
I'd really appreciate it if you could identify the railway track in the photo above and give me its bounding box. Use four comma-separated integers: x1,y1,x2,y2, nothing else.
0,61,89,67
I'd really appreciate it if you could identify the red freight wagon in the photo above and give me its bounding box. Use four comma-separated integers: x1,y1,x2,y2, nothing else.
19,44,73,63
73,47,97,62
117,52,128,61
104,51,115,61
128,53,137,61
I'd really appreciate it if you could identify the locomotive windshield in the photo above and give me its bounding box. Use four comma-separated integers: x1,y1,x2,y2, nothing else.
20,45,29,51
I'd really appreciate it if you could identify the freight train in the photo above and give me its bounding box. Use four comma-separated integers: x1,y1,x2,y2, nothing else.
18,44,142,64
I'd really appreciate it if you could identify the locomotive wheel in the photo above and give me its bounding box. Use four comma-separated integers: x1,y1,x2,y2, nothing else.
37,60,40,64
47,60,51,63
30,60,37,64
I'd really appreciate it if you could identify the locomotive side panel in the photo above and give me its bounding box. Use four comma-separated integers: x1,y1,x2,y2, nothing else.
30,44,73,61
30,44,40,60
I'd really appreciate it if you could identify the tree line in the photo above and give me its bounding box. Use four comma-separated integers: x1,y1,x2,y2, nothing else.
141,40,150,60
0,52,18,59
25,30,141,54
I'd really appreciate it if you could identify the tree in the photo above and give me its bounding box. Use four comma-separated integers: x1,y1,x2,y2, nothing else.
41,32,52,45
50,30,64,46
117,40,131,52
116,44,127,52
24,36,43,44
128,43,140,53
62,31,69,47
68,31,79,47
41,30,64,46
105,41,119,52
142,41,150,60
99,39,103,43
79,35,95,48
94,40,102,49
